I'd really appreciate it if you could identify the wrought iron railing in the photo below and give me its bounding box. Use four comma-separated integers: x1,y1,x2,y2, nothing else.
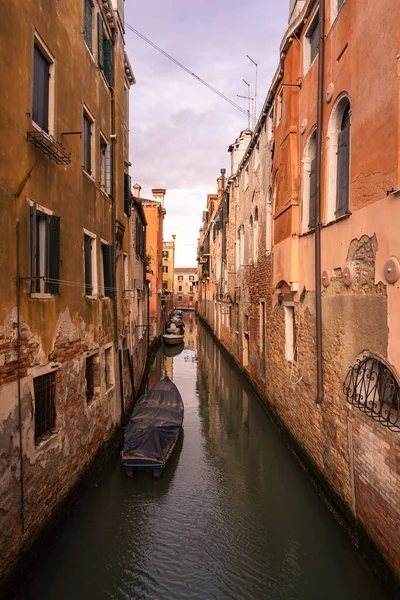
343,355,400,432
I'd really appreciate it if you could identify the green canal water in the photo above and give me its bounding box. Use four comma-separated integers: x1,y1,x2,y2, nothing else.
13,314,390,599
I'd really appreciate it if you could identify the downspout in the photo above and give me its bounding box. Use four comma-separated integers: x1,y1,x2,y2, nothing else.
315,0,325,403
110,29,124,421
16,221,25,534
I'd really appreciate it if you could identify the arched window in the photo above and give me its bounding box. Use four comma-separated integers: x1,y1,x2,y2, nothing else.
301,127,317,233
326,94,351,222
344,354,400,432
253,207,259,263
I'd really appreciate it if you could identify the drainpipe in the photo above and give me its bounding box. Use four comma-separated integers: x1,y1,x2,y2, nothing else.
315,0,325,403
110,29,124,422
16,221,25,534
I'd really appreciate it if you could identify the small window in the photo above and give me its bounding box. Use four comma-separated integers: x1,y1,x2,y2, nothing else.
33,44,51,133
178,295,182,301
34,372,56,443
163,281,168,290
101,243,113,297
83,112,93,175
189,296,193,301
244,164,249,190
83,0,93,52
104,346,114,391
305,11,320,72
178,275,183,281
284,306,297,362
163,266,168,273
86,355,95,402
178,285,182,292
84,233,97,296
29,205,60,295
189,275,194,281
277,89,283,123
163,250,169,259
100,136,111,194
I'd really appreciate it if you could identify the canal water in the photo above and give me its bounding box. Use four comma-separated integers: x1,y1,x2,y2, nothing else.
16,314,389,600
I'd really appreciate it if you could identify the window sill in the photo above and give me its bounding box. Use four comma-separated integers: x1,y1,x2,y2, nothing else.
83,169,95,183
106,385,115,394
30,293,54,300
35,430,58,449
83,39,95,63
85,294,98,300
322,212,351,229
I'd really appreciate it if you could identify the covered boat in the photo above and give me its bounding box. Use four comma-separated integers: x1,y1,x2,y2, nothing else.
122,377,184,478
163,332,184,345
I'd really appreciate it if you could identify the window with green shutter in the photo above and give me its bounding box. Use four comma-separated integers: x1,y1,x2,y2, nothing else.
124,173,131,215
83,0,93,52
101,243,113,297
336,105,351,217
97,13,114,88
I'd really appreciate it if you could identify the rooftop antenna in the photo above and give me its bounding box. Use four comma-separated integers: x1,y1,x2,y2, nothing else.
246,55,258,123
237,79,252,130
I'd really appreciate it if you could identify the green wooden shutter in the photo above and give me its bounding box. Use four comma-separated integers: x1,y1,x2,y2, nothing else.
47,216,60,294
102,244,112,297
84,235,92,296
103,38,114,88
84,0,93,51
97,13,104,70
29,203,37,293
336,115,350,217
308,158,317,229
105,144,112,195
124,173,131,215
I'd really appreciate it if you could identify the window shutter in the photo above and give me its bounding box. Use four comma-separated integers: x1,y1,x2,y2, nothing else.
97,13,104,70
84,0,93,51
124,173,131,215
103,38,114,88
142,227,146,260
105,144,112,195
33,46,49,132
47,216,60,294
29,204,37,293
135,218,139,255
308,158,317,229
102,245,113,297
336,118,350,217
84,235,92,296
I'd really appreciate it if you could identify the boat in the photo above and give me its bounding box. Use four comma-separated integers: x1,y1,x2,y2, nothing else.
162,342,184,357
163,332,184,345
122,377,184,479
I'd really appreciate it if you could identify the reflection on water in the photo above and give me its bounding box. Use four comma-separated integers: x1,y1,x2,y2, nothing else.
16,314,389,600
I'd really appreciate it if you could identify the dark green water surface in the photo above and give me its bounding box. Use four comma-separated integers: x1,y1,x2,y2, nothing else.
18,314,389,599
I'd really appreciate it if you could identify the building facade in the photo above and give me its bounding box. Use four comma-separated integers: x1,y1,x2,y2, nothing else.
0,0,149,582
174,268,198,310
197,0,400,583
163,236,176,294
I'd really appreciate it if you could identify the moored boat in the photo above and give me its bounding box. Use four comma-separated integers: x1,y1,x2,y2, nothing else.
121,377,184,478
163,332,184,345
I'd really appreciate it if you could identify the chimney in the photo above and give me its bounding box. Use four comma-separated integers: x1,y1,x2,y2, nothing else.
133,183,141,198
152,188,166,206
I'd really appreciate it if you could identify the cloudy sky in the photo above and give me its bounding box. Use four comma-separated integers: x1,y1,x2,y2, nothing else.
124,1,288,266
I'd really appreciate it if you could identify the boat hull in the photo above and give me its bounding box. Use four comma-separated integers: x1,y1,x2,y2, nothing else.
163,333,184,345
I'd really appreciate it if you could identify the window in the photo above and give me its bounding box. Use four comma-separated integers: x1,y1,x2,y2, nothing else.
29,204,60,294
305,11,319,72
100,136,111,194
123,253,128,291
83,112,93,175
301,128,317,233
163,281,168,290
32,40,55,134
124,173,131,215
244,164,249,190
101,243,113,297
163,266,168,273
84,233,97,296
104,346,114,391
178,285,182,292
266,186,273,254
86,355,94,402
97,13,114,87
178,275,183,281
253,207,259,263
189,275,194,281
163,250,169,259
254,142,260,171
326,96,351,222
34,372,56,443
178,296,182,301
260,301,266,355
189,296,193,301
284,305,297,362
135,218,145,259
83,0,93,52
267,108,274,141
277,89,283,123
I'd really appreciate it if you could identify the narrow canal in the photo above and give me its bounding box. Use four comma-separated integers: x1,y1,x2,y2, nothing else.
15,314,388,600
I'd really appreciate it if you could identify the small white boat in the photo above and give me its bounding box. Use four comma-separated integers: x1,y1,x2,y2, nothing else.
163,333,184,345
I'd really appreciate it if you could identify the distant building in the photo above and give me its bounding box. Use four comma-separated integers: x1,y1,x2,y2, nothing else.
174,268,198,309
163,235,176,295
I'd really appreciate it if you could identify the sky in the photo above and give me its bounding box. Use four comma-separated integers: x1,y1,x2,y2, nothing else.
124,0,289,266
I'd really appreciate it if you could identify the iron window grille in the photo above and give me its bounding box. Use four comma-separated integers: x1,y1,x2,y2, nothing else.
34,372,56,443
344,355,400,432
86,356,95,402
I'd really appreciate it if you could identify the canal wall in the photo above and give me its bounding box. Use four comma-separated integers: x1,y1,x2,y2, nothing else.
197,313,400,595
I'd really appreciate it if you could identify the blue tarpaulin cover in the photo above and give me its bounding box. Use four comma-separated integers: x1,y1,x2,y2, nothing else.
123,377,184,460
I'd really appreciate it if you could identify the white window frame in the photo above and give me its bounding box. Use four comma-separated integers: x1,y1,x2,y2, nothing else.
304,9,320,75
99,133,111,194
326,93,351,223
83,105,95,178
83,229,98,297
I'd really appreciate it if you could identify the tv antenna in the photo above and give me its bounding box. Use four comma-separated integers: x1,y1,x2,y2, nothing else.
246,55,258,123
237,79,253,130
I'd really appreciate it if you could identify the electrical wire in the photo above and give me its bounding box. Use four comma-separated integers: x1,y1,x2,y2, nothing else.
124,22,250,119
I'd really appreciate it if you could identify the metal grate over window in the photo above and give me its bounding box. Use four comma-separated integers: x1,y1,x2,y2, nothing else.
344,355,400,432
34,372,56,443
